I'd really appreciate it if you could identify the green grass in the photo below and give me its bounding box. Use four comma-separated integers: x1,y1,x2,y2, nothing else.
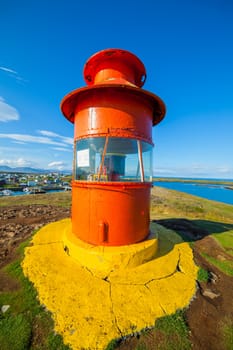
0,239,71,350
0,314,31,350
220,318,233,350
0,191,71,208
213,231,233,257
105,310,191,350
197,267,210,282
201,253,233,276
135,344,148,350
105,339,120,350
152,310,191,350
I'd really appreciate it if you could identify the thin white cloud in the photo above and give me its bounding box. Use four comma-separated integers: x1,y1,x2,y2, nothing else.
12,141,26,145
0,133,65,146
15,158,35,167
189,164,233,177
0,66,18,74
48,161,65,167
0,159,11,165
154,168,177,175
0,66,27,83
38,129,73,145
155,164,233,179
39,130,60,137
48,161,68,170
52,147,72,152
0,158,35,167
0,97,20,122
216,166,232,174
60,136,73,145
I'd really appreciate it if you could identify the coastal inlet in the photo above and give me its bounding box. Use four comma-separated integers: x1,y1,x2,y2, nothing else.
154,178,233,206
0,186,71,196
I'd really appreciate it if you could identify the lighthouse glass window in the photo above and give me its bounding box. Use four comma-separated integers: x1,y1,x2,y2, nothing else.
74,137,153,182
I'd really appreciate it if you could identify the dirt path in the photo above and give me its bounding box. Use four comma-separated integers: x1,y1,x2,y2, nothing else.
0,206,233,349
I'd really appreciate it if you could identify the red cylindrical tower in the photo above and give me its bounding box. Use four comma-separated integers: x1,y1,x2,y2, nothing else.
61,48,165,246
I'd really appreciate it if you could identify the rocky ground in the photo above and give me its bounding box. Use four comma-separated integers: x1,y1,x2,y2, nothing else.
0,205,233,349
0,205,70,269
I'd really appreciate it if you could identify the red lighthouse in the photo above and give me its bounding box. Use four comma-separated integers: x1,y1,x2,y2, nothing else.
61,48,165,246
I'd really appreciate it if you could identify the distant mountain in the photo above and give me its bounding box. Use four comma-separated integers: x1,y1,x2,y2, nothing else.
0,165,12,172
0,165,71,174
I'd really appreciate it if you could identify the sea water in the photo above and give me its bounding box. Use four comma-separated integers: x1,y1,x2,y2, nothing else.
154,180,233,205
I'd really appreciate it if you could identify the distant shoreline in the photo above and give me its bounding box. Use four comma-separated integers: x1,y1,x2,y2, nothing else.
153,177,233,187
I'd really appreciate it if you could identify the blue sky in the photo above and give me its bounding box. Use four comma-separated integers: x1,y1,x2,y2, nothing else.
0,0,232,178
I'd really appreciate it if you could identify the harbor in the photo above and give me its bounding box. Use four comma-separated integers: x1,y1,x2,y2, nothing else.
0,185,71,196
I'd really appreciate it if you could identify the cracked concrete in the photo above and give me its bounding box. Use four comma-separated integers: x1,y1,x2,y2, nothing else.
22,219,198,350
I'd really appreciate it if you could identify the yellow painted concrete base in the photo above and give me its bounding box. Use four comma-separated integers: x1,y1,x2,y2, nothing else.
22,219,198,350
63,222,158,272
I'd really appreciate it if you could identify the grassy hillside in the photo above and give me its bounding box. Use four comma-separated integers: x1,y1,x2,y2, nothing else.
151,186,233,223
1,186,232,223
0,187,233,350
0,191,71,208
